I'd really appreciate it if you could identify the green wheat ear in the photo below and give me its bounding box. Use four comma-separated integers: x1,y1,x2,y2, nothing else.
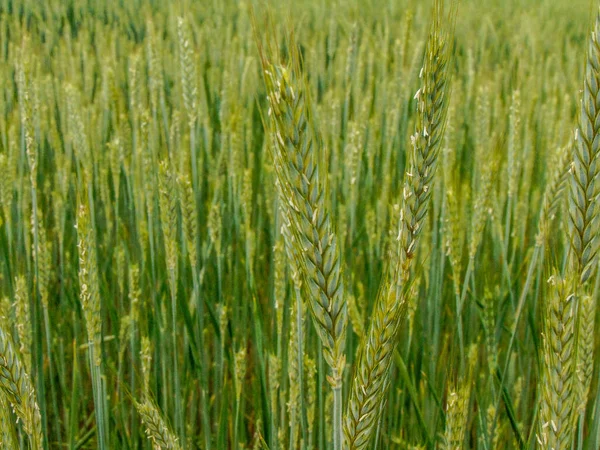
568,5,600,284
344,1,456,448
537,275,577,450
0,325,43,450
256,25,347,449
262,61,347,381
135,397,182,450
0,392,18,449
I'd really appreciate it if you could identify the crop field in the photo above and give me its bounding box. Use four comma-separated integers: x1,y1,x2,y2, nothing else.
0,0,600,448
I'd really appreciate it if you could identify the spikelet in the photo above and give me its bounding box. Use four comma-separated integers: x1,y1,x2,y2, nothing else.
0,325,43,450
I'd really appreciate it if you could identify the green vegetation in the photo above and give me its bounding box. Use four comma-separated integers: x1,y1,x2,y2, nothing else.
0,0,598,448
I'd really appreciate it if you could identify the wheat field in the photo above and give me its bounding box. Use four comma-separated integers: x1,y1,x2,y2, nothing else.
0,0,599,448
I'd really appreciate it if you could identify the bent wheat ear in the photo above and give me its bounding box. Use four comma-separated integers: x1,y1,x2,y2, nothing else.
0,325,43,450
344,1,456,448
569,5,600,284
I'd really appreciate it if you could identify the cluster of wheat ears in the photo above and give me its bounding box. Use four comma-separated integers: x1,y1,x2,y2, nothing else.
0,0,599,448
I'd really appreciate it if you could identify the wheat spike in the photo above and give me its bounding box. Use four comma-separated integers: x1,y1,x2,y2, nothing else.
158,160,179,280
12,276,31,373
177,17,198,126
344,3,455,448
576,293,595,412
261,46,347,385
536,146,571,246
77,200,102,366
440,388,469,450
0,325,43,450
440,347,476,450
537,276,577,450
135,398,182,450
259,33,347,450
0,392,18,450
568,5,600,284
179,172,198,268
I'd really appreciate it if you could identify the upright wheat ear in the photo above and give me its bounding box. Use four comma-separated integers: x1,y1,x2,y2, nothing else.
259,40,347,450
344,1,455,448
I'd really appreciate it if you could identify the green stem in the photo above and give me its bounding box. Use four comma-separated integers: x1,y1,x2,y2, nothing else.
333,375,342,450
294,286,308,448
193,268,211,450
89,344,107,450
169,267,183,442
